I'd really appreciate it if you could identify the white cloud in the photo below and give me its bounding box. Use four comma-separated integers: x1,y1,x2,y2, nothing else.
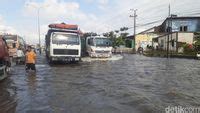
17,0,200,44
22,0,112,43
98,0,108,5
0,15,17,34
0,15,4,24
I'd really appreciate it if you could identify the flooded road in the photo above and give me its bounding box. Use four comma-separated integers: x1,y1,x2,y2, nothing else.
0,54,200,113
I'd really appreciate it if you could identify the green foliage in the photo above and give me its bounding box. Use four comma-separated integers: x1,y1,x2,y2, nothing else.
193,32,200,51
115,36,125,46
125,40,132,48
120,27,129,32
83,32,97,38
120,33,129,39
115,30,119,33
182,43,194,54
106,27,129,47
86,26,130,47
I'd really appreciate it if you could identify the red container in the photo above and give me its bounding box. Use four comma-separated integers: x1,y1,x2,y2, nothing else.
0,36,9,60
49,23,78,30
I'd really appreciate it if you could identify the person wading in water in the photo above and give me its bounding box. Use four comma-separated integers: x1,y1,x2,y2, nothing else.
25,46,37,73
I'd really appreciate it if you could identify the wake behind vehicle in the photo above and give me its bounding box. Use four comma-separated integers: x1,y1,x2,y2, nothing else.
45,23,81,63
0,36,11,81
86,36,112,58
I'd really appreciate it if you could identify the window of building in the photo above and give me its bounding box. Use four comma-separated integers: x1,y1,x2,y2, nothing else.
184,26,188,31
180,26,188,32
180,26,183,31
167,27,171,32
171,39,175,47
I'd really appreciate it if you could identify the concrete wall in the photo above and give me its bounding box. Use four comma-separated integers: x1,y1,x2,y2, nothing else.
158,34,168,51
178,32,194,44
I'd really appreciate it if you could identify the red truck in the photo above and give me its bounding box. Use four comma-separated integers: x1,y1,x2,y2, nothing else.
0,35,11,81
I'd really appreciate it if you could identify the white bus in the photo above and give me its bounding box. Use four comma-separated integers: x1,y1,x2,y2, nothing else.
86,36,112,58
45,24,81,63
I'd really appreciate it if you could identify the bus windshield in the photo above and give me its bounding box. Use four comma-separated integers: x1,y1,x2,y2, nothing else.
52,33,79,45
94,38,112,47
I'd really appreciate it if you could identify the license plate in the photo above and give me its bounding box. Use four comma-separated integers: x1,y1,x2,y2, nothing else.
75,58,79,61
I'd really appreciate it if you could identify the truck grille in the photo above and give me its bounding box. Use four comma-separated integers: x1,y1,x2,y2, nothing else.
95,50,110,54
53,49,79,55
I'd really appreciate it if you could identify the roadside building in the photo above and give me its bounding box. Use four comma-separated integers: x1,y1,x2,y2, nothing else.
126,27,160,52
153,16,200,53
135,27,159,51
155,32,194,52
158,16,200,33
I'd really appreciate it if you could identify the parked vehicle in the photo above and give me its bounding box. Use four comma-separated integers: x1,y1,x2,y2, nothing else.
45,23,81,63
86,36,112,58
3,35,26,64
197,51,200,59
0,36,11,81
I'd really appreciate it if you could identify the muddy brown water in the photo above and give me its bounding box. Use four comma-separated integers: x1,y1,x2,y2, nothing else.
0,54,200,113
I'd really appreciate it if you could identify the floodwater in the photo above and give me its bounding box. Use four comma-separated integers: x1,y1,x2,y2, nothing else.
0,54,200,113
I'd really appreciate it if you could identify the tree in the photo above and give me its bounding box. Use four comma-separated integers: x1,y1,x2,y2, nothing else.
104,31,117,47
194,32,200,51
115,30,119,34
115,36,125,46
120,27,129,32
83,32,97,38
120,32,129,39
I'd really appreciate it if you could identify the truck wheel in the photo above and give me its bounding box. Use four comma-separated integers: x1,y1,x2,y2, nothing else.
48,58,53,64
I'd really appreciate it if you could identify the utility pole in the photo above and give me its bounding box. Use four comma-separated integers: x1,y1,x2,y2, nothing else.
130,9,137,52
167,4,171,58
37,8,41,55
27,4,49,55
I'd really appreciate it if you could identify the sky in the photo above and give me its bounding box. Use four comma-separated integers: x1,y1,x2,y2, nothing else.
0,0,200,45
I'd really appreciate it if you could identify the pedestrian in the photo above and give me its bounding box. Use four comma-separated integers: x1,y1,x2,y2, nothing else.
16,48,25,65
25,46,37,72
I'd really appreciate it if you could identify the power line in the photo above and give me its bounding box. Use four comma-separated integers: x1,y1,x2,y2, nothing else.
90,3,200,34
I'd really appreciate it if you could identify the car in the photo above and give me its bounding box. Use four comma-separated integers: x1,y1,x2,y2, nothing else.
197,51,200,59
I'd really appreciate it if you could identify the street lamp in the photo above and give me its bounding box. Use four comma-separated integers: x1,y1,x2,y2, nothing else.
26,3,49,55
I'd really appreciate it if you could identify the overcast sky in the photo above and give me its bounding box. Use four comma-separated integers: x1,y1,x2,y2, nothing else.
0,0,200,44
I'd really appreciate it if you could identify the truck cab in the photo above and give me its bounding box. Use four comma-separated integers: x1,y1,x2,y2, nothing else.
0,36,10,81
45,23,81,63
86,36,112,58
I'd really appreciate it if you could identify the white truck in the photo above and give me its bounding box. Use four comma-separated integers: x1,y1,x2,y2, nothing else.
86,36,112,58
45,23,81,63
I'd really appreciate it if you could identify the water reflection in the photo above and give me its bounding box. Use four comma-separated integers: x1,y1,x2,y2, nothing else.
1,54,200,113
0,78,17,113
27,72,37,96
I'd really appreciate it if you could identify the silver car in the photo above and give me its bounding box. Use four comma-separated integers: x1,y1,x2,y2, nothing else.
197,51,200,59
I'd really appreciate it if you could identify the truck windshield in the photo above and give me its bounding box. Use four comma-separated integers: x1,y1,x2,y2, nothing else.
4,35,17,41
52,33,79,45
94,38,112,47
